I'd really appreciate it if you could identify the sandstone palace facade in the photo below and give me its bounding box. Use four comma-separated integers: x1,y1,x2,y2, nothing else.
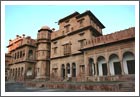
5,10,135,82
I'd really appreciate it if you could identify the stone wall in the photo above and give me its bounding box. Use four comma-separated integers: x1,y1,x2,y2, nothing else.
50,54,84,81
25,79,135,92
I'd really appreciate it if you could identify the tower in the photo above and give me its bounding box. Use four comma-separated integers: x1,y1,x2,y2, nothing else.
35,26,52,80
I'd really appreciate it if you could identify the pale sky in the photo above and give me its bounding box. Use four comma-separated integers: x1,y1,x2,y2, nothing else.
5,5,135,52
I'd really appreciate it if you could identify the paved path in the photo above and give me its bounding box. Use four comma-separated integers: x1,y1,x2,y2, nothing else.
5,82,94,92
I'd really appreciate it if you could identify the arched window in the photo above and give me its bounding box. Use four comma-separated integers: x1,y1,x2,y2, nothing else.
21,67,24,76
72,63,76,77
17,52,19,59
97,56,107,76
109,54,122,75
123,52,135,74
61,64,65,79
88,58,95,76
66,63,70,77
18,68,20,77
15,68,17,79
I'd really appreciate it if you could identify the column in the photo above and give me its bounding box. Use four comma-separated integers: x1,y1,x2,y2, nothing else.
84,53,89,77
118,49,125,75
9,69,11,80
65,65,67,78
105,52,111,76
95,62,98,76
12,70,13,80
70,64,72,77
15,69,16,80
107,61,111,76
87,63,89,76
120,60,125,75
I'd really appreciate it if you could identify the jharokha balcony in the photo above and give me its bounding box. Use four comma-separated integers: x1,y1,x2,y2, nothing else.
80,27,135,50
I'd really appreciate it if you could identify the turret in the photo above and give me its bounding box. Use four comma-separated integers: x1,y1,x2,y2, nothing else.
35,26,52,80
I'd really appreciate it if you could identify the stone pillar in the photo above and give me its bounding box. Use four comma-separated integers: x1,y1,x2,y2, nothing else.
105,52,111,76
107,61,111,76
70,64,72,77
86,63,89,76
94,62,98,76
84,52,88,77
65,65,67,78
120,60,125,75
118,49,125,75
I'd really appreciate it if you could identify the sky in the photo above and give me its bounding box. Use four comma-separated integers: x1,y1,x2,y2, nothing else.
5,5,135,53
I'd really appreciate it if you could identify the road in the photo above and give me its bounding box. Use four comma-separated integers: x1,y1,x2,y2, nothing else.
5,81,92,92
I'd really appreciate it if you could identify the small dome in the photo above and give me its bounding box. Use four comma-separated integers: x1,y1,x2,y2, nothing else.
41,25,51,30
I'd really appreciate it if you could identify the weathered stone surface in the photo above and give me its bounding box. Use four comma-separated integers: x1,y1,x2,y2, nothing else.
25,81,134,92
6,10,135,89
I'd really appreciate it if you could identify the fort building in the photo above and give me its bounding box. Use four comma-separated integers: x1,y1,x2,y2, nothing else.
6,10,135,83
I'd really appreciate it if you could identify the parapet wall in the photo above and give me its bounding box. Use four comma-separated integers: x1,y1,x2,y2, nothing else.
7,36,36,52
25,81,134,92
82,27,135,49
25,74,135,92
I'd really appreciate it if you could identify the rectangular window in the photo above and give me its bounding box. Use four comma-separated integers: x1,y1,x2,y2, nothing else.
17,52,19,59
64,25,70,33
15,53,16,59
20,51,22,58
78,18,84,28
63,43,71,55
79,39,85,48
102,63,107,75
79,19,83,27
127,60,135,74
22,50,25,57
53,47,57,54
114,62,122,75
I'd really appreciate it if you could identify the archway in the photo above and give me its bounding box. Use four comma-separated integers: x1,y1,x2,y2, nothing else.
97,56,107,76
18,68,20,77
123,52,135,74
61,64,65,79
15,68,17,79
72,63,76,77
109,54,122,75
21,67,24,76
66,63,70,77
88,58,95,76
